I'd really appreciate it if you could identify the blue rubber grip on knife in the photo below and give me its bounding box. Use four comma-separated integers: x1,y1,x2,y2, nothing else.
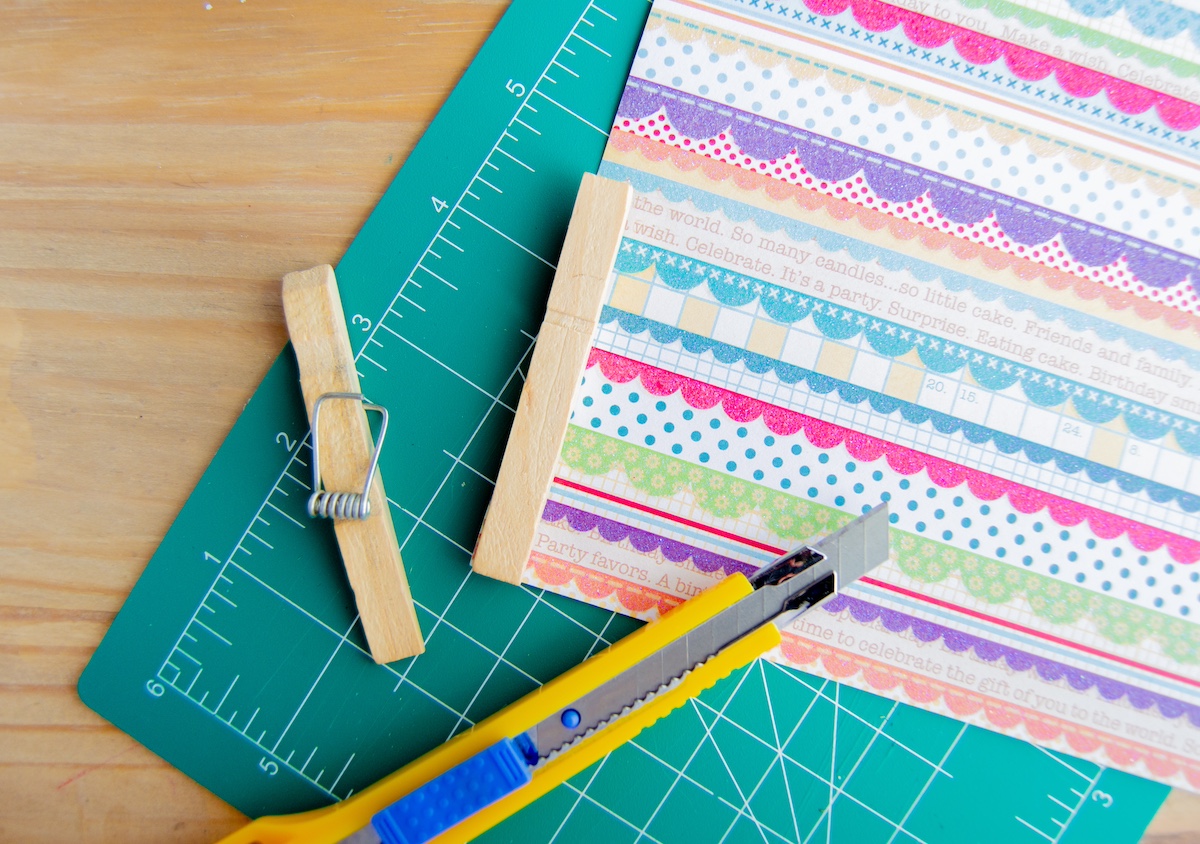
371,738,533,844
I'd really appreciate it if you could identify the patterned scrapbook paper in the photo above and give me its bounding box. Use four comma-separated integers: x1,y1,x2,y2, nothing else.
701,0,1200,156
516,0,1200,790
708,0,1200,106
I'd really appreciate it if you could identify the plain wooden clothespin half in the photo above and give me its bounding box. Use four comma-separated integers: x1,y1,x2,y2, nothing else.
473,173,633,584
282,264,424,663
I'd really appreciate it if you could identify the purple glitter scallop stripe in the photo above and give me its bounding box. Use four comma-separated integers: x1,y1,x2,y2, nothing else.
540,499,1200,726
824,593,1200,727
615,78,1198,292
540,499,759,576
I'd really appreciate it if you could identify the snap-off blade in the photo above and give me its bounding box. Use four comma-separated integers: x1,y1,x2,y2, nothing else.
526,504,890,760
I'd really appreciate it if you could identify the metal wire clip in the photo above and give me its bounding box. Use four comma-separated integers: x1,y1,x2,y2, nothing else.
308,391,389,521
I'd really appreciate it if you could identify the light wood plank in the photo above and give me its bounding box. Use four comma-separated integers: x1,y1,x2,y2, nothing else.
472,174,632,584
0,3,503,840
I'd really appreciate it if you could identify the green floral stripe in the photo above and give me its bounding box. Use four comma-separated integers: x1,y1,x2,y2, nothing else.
560,425,1199,663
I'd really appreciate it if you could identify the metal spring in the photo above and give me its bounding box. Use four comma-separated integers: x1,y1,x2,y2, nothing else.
308,490,372,521
307,391,389,522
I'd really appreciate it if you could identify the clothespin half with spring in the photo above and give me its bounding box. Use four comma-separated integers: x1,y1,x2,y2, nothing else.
282,264,424,663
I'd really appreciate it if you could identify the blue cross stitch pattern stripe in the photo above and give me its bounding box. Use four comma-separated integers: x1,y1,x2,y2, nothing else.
721,0,1200,72
615,233,1200,376
600,162,1200,367
700,0,1200,156
607,240,1200,452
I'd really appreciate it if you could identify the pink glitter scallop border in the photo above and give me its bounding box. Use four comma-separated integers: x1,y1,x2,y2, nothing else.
688,0,1200,131
588,348,1200,564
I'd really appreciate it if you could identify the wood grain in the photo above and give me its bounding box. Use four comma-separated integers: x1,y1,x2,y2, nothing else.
0,1,1193,842
0,2,502,841
281,264,423,663
473,174,632,585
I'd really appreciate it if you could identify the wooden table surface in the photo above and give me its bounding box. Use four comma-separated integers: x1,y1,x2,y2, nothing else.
1,2,1198,841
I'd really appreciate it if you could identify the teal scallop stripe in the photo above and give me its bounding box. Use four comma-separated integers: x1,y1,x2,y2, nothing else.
599,160,1200,372
614,237,1200,452
596,306,1200,510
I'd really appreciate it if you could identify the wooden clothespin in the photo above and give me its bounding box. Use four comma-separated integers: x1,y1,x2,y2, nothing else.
473,173,633,584
282,265,424,663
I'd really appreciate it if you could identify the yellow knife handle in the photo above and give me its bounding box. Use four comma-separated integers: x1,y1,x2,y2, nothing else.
219,573,779,844
444,622,781,843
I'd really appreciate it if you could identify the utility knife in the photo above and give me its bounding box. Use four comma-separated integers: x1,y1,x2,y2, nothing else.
219,503,890,844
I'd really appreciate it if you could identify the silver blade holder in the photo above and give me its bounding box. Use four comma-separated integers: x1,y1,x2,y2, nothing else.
745,502,891,625
523,504,891,761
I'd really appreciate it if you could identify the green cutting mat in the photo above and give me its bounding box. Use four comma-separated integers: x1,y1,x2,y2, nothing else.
483,663,1167,844
78,0,1169,839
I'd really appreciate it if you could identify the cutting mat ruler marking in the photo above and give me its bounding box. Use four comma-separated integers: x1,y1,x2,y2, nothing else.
78,0,1168,837
82,0,648,814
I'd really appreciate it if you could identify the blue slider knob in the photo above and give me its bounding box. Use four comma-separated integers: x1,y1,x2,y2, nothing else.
371,738,534,844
